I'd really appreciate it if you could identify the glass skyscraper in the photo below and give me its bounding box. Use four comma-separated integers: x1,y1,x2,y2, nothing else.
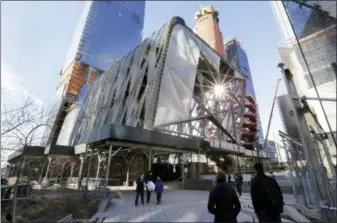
43,1,145,147
58,0,145,100
225,39,265,148
272,1,336,139
281,1,336,89
63,1,146,72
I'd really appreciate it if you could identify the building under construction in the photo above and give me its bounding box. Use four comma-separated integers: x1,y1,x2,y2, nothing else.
194,6,226,58
8,16,268,190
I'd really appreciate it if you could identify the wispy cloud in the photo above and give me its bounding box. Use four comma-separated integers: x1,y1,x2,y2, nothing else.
1,61,45,106
1,62,51,167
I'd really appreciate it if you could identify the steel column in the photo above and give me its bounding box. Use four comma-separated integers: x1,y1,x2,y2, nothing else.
86,148,94,188
77,155,84,190
105,145,113,188
279,63,334,220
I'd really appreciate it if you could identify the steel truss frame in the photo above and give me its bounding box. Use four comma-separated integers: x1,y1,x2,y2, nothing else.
67,16,265,159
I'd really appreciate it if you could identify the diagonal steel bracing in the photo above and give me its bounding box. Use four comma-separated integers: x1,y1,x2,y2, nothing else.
66,17,266,159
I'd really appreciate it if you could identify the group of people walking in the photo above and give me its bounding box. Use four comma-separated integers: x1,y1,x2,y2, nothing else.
135,170,164,206
208,163,284,223
133,164,283,223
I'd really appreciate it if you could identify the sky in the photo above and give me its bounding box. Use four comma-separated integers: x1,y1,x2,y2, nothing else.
2,1,288,157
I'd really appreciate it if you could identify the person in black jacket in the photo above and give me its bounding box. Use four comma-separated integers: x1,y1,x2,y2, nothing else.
234,173,243,196
250,163,284,223
144,170,155,203
207,172,241,223
135,175,144,206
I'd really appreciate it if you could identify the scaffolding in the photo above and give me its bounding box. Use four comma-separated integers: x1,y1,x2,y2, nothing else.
278,63,336,222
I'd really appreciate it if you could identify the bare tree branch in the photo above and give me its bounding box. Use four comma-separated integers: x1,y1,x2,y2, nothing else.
1,92,51,163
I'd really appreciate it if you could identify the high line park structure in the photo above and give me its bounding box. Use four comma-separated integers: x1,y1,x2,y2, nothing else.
7,16,268,191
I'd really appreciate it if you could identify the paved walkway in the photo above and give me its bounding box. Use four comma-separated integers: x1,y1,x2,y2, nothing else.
92,190,296,222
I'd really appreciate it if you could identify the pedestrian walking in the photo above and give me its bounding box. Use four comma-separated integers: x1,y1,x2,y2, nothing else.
250,163,284,223
135,174,144,206
144,170,155,203
155,176,164,204
207,172,241,223
234,172,243,196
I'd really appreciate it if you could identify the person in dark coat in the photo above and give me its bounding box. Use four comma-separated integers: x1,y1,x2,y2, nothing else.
155,176,164,204
250,163,284,223
207,172,241,223
135,174,144,206
144,170,155,203
234,172,243,196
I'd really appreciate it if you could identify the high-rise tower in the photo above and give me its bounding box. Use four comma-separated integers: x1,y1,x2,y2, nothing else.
225,38,264,151
194,6,226,57
43,1,146,148
60,1,146,99
271,1,336,142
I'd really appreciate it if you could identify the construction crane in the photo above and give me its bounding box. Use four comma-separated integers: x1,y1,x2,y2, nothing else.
262,79,282,153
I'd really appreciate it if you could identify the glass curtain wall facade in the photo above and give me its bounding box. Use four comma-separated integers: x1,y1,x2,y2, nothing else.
60,1,146,101
282,1,336,89
225,39,265,149
281,0,336,140
43,1,145,147
63,1,146,72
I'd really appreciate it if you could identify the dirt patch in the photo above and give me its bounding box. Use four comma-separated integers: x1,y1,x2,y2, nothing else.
1,196,100,222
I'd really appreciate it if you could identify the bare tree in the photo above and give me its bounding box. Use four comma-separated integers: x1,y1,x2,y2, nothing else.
1,93,51,163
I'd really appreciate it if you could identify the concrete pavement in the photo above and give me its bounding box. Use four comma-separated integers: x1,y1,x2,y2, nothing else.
91,190,299,222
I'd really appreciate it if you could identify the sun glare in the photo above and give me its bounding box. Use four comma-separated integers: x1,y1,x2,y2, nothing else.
214,84,225,97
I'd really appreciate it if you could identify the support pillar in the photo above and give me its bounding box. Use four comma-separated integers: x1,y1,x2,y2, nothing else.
44,157,52,179
95,153,104,187
192,155,196,179
42,157,52,186
235,154,240,173
77,155,84,190
86,148,93,189
123,156,135,188
197,150,201,178
38,160,46,184
179,154,185,189
105,145,113,188
12,157,26,223
206,154,209,173
279,63,335,221
148,149,152,171
69,162,75,185
60,162,67,182
126,163,130,187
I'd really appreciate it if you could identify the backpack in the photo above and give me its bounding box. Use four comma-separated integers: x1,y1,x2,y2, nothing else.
261,176,283,214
